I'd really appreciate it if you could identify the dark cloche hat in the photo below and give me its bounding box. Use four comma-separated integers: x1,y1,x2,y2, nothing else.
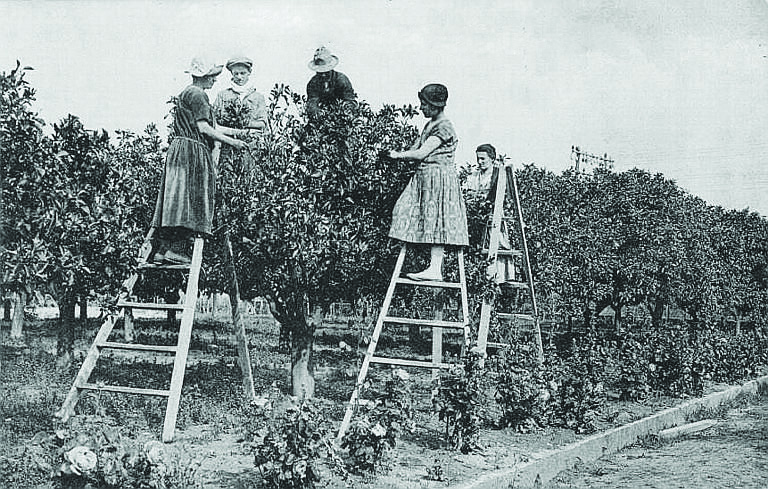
418,83,448,107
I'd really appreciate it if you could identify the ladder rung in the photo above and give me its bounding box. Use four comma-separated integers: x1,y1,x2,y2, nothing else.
395,277,462,289
370,356,458,369
118,301,185,311
138,262,191,270
497,313,535,322
98,341,178,353
384,316,466,329
487,342,510,349
79,383,171,397
502,281,530,289
482,249,523,257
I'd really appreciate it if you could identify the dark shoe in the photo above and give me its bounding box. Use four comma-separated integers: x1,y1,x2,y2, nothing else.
152,252,166,264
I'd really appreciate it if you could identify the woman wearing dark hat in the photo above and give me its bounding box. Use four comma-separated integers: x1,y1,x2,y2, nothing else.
387,83,469,281
151,56,248,264
306,46,357,117
214,56,267,132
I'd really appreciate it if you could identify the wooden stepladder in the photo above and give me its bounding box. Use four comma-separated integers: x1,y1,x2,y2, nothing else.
337,245,470,440
476,159,543,363
55,228,255,442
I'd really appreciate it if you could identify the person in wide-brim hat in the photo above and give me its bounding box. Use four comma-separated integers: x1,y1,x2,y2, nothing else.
306,46,356,117
184,56,224,78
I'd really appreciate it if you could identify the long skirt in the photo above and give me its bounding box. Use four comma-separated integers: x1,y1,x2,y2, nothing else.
388,163,469,246
151,138,215,235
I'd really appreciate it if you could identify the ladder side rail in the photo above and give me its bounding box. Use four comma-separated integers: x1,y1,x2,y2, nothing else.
162,237,204,442
224,232,256,401
55,313,120,421
507,163,544,363
457,249,470,349
476,162,507,356
337,245,407,442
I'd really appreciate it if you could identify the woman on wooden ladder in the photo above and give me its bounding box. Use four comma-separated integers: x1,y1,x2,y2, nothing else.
387,83,468,281
151,56,249,264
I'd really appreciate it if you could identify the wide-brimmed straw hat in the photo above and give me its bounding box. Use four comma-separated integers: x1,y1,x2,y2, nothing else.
308,46,339,72
226,56,253,72
185,56,223,77
418,83,448,107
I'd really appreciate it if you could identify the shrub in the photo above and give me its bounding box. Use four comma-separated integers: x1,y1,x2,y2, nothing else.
251,399,330,489
491,341,552,432
646,326,704,397
548,336,608,434
340,369,415,474
616,335,653,401
433,351,486,453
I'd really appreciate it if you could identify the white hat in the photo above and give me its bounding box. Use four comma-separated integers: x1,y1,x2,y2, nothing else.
185,56,224,77
308,46,339,72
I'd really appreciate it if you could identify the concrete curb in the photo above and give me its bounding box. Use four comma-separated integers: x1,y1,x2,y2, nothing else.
451,374,768,489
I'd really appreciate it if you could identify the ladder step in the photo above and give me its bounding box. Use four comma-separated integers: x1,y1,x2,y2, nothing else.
395,277,462,289
497,313,535,322
138,262,191,270
98,341,178,353
118,301,185,311
384,316,466,329
370,356,458,369
482,249,522,257
502,281,530,289
487,342,510,349
79,383,171,397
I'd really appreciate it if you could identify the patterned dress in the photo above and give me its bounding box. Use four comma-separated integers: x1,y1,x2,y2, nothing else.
388,118,469,246
151,85,216,235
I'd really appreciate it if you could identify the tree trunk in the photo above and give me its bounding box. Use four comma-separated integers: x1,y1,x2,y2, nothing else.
79,296,88,320
649,298,664,329
10,290,26,340
3,297,10,321
57,294,77,369
614,303,623,333
290,307,319,399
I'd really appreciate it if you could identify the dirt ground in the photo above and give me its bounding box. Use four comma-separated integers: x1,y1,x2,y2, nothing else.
0,308,758,489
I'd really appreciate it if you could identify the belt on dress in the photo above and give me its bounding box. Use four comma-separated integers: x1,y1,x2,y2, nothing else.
172,136,210,151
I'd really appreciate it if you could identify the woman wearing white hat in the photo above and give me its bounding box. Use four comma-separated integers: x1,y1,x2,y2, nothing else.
151,56,248,264
214,56,267,132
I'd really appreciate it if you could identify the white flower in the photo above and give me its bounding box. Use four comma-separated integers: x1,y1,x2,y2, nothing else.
64,446,97,475
144,441,166,465
392,369,410,381
371,423,387,437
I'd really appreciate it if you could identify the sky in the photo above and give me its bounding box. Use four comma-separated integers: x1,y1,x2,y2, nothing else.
2,0,768,215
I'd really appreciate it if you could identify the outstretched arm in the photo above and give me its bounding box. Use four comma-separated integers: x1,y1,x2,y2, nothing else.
388,135,441,161
197,120,247,149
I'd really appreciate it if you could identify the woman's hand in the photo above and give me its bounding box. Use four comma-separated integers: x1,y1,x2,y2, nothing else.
231,139,248,150
387,150,401,159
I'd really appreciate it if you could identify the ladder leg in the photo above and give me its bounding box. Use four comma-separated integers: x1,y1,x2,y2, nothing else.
457,249,470,353
224,233,255,401
55,313,120,421
337,245,407,442
162,237,204,442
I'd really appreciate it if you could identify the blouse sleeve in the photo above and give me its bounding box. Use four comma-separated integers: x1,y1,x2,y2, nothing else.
246,91,268,127
187,87,213,123
430,120,456,144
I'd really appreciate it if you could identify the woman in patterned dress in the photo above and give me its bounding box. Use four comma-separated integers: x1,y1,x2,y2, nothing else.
387,83,469,281
151,56,248,264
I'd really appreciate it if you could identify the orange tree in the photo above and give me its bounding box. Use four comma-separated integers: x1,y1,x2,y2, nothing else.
214,86,419,397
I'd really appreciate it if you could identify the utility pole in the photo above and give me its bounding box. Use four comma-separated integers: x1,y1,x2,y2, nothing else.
571,145,614,172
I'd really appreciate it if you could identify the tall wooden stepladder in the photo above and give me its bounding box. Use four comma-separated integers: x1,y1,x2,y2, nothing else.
55,228,255,442
337,245,470,441
476,159,543,363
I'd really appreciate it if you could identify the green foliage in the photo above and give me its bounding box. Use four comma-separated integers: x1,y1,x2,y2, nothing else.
433,351,486,452
699,329,768,383
616,335,653,401
341,369,415,474
251,399,330,489
646,326,705,397
548,336,609,434
490,342,552,432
